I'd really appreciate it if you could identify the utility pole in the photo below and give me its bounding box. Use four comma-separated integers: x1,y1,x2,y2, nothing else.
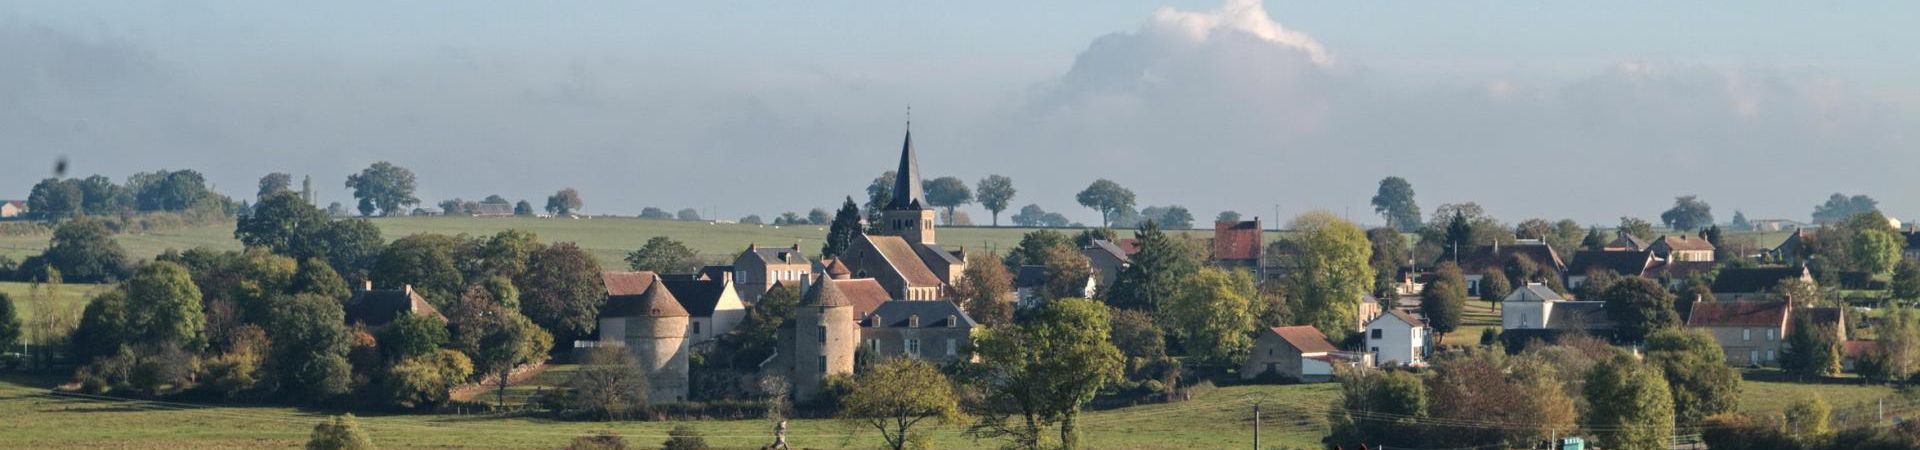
1252,400,1261,450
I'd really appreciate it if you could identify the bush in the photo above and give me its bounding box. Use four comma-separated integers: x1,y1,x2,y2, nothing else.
545,347,648,420
563,431,627,450
306,414,374,450
662,425,708,450
377,350,473,410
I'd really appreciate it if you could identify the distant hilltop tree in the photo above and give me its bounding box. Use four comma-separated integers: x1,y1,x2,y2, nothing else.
345,162,419,216
546,188,583,216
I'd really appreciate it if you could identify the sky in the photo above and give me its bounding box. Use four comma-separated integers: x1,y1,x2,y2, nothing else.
3,0,1917,227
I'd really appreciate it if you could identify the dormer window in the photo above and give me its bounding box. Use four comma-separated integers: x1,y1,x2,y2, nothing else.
909,315,920,328
947,315,957,328
871,314,882,328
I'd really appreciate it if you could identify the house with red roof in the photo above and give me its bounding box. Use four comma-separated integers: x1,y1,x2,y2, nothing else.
1242,325,1365,381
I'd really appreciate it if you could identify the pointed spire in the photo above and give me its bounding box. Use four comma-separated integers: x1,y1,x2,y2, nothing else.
804,274,852,307
888,111,927,211
638,275,688,317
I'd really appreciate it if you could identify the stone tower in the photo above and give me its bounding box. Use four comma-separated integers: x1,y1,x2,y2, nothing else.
628,278,690,403
881,129,938,245
791,274,857,400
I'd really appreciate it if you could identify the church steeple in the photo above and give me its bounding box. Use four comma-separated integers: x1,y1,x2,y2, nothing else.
887,125,926,211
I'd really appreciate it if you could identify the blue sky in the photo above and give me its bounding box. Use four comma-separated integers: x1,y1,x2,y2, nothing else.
4,1,1917,227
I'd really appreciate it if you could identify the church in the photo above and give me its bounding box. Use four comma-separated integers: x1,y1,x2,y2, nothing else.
834,129,969,300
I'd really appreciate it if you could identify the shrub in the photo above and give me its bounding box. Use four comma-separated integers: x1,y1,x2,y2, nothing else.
563,431,627,450
377,350,473,410
546,347,648,420
306,414,374,450
662,425,708,450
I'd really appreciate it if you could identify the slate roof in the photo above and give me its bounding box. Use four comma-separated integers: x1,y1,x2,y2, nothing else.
1567,250,1656,277
746,245,810,266
1607,233,1652,251
1906,231,1920,250
601,277,688,318
1269,326,1338,354
863,300,975,328
1015,265,1047,289
1086,239,1134,263
1503,284,1566,302
914,243,962,265
1374,309,1426,328
865,235,945,286
602,271,659,296
1686,301,1790,327
344,287,443,327
1213,220,1263,261
660,276,730,317
1459,243,1565,273
886,130,928,210
1545,302,1614,330
1710,267,1808,294
1653,235,1716,251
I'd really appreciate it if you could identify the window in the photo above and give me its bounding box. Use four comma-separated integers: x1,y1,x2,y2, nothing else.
909,315,920,328
1743,329,1752,341
1370,346,1380,354
946,339,957,356
1748,350,1759,365
1766,329,1777,341
906,339,921,356
948,315,957,328
869,339,880,351
818,356,827,373
817,326,826,343
1371,329,1382,339
691,322,701,334
1267,348,1274,357
1766,350,1776,361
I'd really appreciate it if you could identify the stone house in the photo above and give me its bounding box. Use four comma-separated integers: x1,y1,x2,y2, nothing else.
1686,301,1790,366
343,282,444,330
1242,325,1362,381
1013,265,1096,307
658,273,747,347
594,276,690,403
0,200,25,218
1649,235,1716,262
732,244,811,303
859,300,977,365
1212,219,1263,272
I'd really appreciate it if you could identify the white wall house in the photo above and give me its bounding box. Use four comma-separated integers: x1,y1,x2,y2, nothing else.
1364,310,1427,367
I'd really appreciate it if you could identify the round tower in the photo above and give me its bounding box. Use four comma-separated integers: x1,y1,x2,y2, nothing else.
792,274,857,400
628,277,690,403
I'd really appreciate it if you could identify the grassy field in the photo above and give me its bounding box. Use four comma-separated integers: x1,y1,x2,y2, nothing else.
0,217,1246,270
0,374,1338,450
0,281,112,319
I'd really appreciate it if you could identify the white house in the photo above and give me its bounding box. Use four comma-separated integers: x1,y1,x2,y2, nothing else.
1501,284,1567,330
1013,265,1096,308
659,273,747,347
1364,310,1427,367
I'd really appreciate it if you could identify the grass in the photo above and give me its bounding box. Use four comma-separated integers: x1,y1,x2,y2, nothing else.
0,281,112,319
0,216,1253,270
0,373,1338,450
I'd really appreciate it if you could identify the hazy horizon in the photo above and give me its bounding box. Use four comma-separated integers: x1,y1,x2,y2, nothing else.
4,1,1916,227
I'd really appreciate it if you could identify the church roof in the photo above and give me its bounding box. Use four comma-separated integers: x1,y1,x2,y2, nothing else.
886,130,928,210
865,234,945,286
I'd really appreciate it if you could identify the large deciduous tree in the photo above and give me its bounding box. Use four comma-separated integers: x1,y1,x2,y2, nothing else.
1643,328,1739,424
36,217,131,283
1366,227,1408,297
258,172,293,199
1371,176,1422,232
922,176,972,225
624,236,702,274
1659,195,1714,231
545,188,583,216
1074,179,1135,227
838,357,961,450
968,298,1122,450
237,192,329,255
518,242,604,343
372,234,463,307
1599,276,1679,343
1420,262,1467,340
1039,245,1094,301
1282,213,1373,337
1138,205,1194,229
955,252,1015,326
266,293,355,402
1583,355,1675,450
449,298,552,408
1812,193,1878,223
1160,267,1255,365
976,175,1016,227
344,162,419,216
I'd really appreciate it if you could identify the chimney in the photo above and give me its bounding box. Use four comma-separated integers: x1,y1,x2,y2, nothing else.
403,284,413,297
361,279,373,291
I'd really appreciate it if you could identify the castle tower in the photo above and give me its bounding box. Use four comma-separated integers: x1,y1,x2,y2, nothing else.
791,274,857,400
880,129,938,245
628,278,690,403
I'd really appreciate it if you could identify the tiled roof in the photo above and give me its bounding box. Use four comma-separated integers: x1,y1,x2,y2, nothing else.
344,287,443,327
830,278,891,316
1213,220,1263,261
602,277,688,318
1686,301,1790,327
1710,267,1808,294
866,235,944,286
1086,240,1134,263
1653,235,1715,251
1112,239,1141,255
1269,326,1338,354
825,259,852,278
1844,340,1879,358
804,275,854,307
1607,233,1651,251
1568,250,1656,277
1374,309,1425,328
602,271,659,296
864,300,975,328
660,276,730,317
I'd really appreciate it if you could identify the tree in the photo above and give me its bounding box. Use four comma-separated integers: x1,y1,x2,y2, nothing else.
518,242,605,342
822,197,863,258
237,192,329,255
806,208,831,225
775,212,803,225
378,349,472,409
1108,308,1166,363
1783,397,1832,440
452,300,552,407
306,414,374,450
1583,355,1675,450
718,283,800,369
968,298,1122,450
259,173,293,199
267,293,355,401
1851,226,1904,276
1781,314,1842,378
624,236,701,274
1599,277,1679,343
838,358,961,450
1283,213,1374,337
378,312,447,361
1730,210,1751,231
1478,267,1510,306
1420,349,1578,448
1894,259,1920,301
1859,307,1920,383
1327,368,1428,449
38,217,131,283
121,262,208,352
1366,227,1408,297
1001,230,1072,269
1040,246,1094,301
371,234,462,307
865,170,898,226
738,214,763,225
28,178,84,219
1215,211,1242,223
639,207,671,219
976,175,1016,227
1105,221,1199,312
1421,262,1468,339
1618,217,1654,241
545,188,583,216
1011,204,1050,227
129,169,217,212
662,425,708,450
0,293,18,354
922,176,973,225
1812,193,1878,223
1074,179,1135,227
1160,267,1255,365
675,208,701,221
1138,205,1194,229
1371,176,1422,232
1644,329,1739,424
345,161,419,216
955,253,1015,326
438,198,469,215
1581,225,1609,250
513,200,534,215
553,346,649,420
1660,195,1714,231
307,219,385,281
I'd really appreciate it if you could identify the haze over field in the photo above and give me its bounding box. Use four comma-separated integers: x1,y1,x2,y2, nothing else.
3,1,1916,225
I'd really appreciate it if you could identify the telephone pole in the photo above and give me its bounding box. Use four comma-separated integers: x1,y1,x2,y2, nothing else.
1252,400,1262,450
